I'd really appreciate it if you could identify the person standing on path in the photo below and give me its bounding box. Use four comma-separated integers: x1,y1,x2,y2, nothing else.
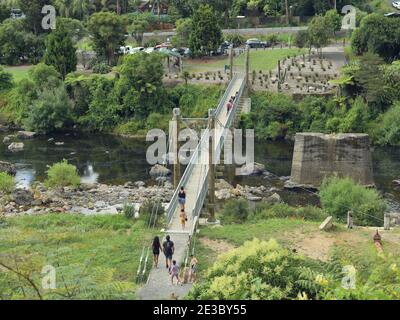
190,255,198,283
163,235,175,270
227,99,233,115
178,187,186,210
152,236,162,268
180,209,187,230
170,260,181,285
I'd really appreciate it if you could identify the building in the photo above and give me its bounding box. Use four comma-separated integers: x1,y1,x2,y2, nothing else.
138,1,169,16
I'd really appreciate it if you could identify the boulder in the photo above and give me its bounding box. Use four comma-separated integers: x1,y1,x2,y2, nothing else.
236,162,265,176
216,189,232,200
215,179,233,190
149,164,171,177
12,189,34,206
266,193,282,204
0,161,16,175
17,131,36,139
319,216,334,231
8,142,24,152
0,124,9,132
2,136,11,144
134,181,146,188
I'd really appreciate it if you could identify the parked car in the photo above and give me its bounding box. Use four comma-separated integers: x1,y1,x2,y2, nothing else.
246,38,268,49
392,1,400,9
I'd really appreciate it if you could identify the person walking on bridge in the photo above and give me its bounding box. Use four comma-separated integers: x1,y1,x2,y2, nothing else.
180,209,187,230
178,187,186,210
163,235,175,270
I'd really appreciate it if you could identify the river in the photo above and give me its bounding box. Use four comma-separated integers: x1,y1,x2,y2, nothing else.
1,132,400,205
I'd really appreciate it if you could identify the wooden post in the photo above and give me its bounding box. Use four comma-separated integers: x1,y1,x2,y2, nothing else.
208,109,216,223
347,211,354,229
229,45,234,80
173,108,181,189
285,0,289,25
384,213,391,231
245,45,250,88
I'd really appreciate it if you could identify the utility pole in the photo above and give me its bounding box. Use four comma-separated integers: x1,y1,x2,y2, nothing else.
207,109,216,223
285,0,289,25
245,45,250,88
173,108,181,189
229,45,234,80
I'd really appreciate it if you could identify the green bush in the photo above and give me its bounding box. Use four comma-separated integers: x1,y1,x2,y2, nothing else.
123,203,136,219
220,199,249,224
188,238,316,300
92,62,112,74
319,177,387,226
139,200,165,227
0,172,15,194
45,160,81,188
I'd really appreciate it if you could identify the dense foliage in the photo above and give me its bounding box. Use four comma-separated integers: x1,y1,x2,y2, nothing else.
0,172,14,194
44,159,81,188
319,177,387,226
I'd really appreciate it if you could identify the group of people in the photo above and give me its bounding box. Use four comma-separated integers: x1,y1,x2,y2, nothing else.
150,187,198,286
151,235,198,286
226,91,239,115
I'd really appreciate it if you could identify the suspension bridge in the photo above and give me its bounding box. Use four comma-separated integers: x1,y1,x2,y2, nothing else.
137,67,248,299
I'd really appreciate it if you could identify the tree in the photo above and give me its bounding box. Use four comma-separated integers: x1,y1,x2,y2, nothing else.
189,5,223,57
18,0,51,34
295,30,309,49
88,11,127,65
23,84,75,134
351,14,400,62
128,17,149,46
43,26,77,79
307,15,331,57
0,67,13,92
171,18,192,48
324,9,341,36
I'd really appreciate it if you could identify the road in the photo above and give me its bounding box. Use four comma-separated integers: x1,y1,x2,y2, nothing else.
143,26,308,40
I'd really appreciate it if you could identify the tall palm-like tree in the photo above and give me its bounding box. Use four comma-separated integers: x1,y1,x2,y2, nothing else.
55,0,73,18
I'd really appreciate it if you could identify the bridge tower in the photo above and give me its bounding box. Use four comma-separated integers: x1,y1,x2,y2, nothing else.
207,109,216,223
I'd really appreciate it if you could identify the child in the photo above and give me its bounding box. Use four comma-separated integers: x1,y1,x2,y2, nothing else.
180,209,187,230
170,260,181,285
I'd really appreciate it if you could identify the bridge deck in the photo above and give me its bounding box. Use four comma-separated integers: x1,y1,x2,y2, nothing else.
138,77,244,300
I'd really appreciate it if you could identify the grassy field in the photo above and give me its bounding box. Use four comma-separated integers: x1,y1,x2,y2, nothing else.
195,218,400,279
0,214,157,300
2,65,33,83
184,48,306,73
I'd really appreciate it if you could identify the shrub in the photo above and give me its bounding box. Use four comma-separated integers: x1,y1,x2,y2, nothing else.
45,160,81,188
92,62,112,74
139,200,165,227
188,238,316,300
220,199,249,224
319,177,387,226
0,172,15,194
123,203,136,219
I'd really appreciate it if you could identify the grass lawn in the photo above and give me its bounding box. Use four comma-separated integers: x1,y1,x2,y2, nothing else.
3,65,33,83
0,214,157,300
195,218,400,279
184,48,306,73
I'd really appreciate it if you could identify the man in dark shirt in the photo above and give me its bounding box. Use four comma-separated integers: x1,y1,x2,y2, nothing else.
163,235,175,270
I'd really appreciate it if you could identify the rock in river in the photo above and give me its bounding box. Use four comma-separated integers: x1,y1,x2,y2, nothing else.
0,161,16,175
12,189,34,206
150,164,171,177
236,162,265,176
17,131,36,139
8,142,24,152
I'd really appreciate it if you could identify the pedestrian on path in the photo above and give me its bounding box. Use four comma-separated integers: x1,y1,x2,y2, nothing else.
178,187,186,210
163,235,175,270
152,236,162,268
190,255,198,283
180,209,187,230
227,99,233,115
170,260,181,285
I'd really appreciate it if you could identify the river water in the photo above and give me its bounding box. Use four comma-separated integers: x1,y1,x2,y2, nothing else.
1,132,400,205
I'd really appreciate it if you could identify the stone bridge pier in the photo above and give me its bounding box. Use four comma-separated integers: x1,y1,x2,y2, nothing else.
285,133,374,189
